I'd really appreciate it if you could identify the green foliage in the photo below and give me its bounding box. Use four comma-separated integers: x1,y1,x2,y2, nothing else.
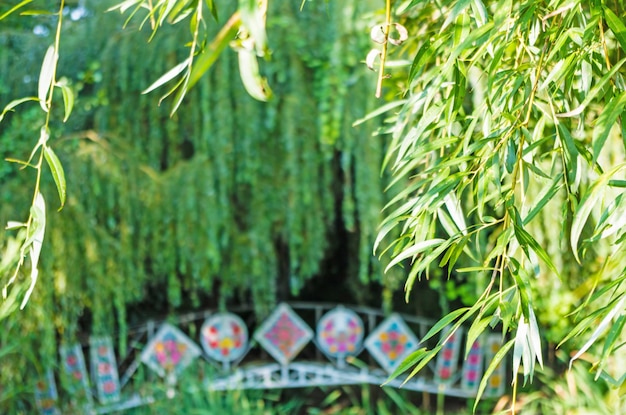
377,0,626,407
129,374,435,415
0,2,404,409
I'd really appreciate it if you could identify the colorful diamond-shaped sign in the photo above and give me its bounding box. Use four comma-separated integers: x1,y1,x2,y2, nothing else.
364,314,419,373
201,312,249,363
316,306,364,358
254,303,313,365
141,323,202,378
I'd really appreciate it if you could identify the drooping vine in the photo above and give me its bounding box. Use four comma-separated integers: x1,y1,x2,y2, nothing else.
0,1,401,408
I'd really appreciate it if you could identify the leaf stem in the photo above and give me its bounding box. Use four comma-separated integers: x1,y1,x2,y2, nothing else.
375,0,392,98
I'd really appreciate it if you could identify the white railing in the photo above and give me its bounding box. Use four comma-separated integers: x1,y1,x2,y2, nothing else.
34,302,507,415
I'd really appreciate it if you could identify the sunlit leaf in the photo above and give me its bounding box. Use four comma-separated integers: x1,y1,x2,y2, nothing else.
604,7,626,55
592,91,626,164
142,58,190,95
188,11,240,89
38,45,57,112
237,48,272,102
571,163,626,262
20,193,46,309
569,295,626,369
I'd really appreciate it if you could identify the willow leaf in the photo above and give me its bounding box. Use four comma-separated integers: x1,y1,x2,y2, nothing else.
598,314,626,375
592,91,626,163
571,163,626,262
403,345,443,384
569,295,626,369
408,38,432,85
20,193,46,309
474,338,515,412
38,45,57,112
43,146,66,210
557,57,626,117
237,48,272,102
187,11,239,89
353,100,406,127
466,316,492,358
143,58,190,95
0,0,33,20
384,347,428,384
421,307,470,343
523,175,563,224
604,7,626,55
512,213,559,278
0,97,38,123
57,79,74,122
385,238,445,272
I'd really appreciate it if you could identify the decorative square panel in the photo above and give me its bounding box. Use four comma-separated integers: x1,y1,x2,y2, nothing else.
34,369,60,415
90,337,121,404
461,336,483,391
483,334,506,396
316,306,364,359
364,314,419,374
201,312,249,363
60,343,91,403
141,323,202,378
435,327,462,383
254,303,313,365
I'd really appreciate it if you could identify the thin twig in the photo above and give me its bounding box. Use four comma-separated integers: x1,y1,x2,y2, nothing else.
376,0,392,98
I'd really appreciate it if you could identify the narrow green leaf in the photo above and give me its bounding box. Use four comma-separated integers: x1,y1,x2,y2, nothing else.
592,91,626,163
512,212,560,278
206,0,218,20
523,176,562,224
0,96,38,123
38,45,57,112
20,193,46,309
353,100,407,127
569,295,626,369
188,12,240,89
571,163,626,262
403,346,443,384
470,0,488,27
557,57,626,117
43,146,66,210
19,9,55,16
384,347,428,384
604,7,626,54
168,72,191,116
57,79,74,122
239,0,267,55
385,238,445,273
474,338,515,412
237,48,272,102
599,314,626,372
421,307,470,343
408,38,432,85
466,316,492,358
142,58,190,95
0,0,33,20
441,0,472,32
